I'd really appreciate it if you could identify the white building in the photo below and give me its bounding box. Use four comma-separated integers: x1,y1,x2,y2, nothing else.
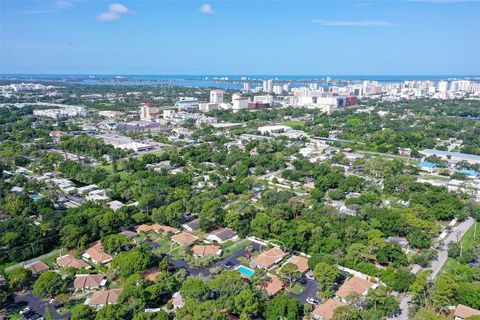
139,103,160,121
258,125,291,134
232,93,249,111
263,79,273,93
210,90,224,104
199,103,219,112
273,85,283,95
253,95,273,104
33,106,86,119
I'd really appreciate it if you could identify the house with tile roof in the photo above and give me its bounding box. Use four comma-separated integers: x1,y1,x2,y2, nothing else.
25,261,50,275
171,232,198,247
312,299,346,320
335,276,377,304
250,247,287,270
85,288,123,309
82,241,113,265
192,245,222,256
454,304,480,320
56,254,91,269
73,274,107,291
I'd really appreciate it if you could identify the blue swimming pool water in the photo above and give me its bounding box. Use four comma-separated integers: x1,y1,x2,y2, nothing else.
31,195,41,200
237,265,255,277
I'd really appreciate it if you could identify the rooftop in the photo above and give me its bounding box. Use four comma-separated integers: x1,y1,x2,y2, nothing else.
313,299,345,320
336,276,376,299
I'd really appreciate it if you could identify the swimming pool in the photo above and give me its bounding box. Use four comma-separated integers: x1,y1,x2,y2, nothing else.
236,265,255,277
31,195,42,200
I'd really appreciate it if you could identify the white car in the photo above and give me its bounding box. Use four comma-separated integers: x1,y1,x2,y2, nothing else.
20,307,31,315
306,297,320,305
306,272,315,280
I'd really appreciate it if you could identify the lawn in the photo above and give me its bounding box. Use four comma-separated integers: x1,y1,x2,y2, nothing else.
42,253,61,267
440,221,478,275
0,261,18,270
153,237,183,258
221,239,250,258
460,221,478,251
285,121,306,128
288,282,305,295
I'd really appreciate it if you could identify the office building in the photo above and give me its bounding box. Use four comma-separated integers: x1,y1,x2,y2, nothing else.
210,90,224,103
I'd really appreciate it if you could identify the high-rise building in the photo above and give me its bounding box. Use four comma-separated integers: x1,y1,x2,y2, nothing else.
283,83,290,92
273,85,283,95
263,79,273,93
243,83,250,92
140,102,160,121
210,90,224,103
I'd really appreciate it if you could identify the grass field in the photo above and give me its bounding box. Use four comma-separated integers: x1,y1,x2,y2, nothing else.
153,237,183,258
460,221,478,251
221,239,250,258
288,282,305,295
285,121,306,128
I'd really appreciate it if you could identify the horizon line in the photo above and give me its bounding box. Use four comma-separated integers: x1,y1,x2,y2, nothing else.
1,73,479,77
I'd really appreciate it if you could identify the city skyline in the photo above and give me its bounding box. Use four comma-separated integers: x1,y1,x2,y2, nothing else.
1,0,479,75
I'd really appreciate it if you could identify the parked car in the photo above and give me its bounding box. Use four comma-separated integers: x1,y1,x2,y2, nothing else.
306,297,320,305
306,272,315,280
20,307,31,315
297,276,308,285
223,261,235,269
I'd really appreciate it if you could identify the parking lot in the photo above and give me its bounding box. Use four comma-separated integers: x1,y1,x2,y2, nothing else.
14,290,70,320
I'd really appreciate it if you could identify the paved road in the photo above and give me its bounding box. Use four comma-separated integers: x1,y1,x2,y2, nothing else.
427,217,475,280
14,290,70,320
388,217,475,320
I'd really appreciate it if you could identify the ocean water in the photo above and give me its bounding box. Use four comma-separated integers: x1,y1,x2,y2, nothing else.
1,74,478,89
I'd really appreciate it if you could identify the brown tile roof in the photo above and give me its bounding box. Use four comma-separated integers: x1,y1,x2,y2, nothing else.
136,223,179,234
84,242,113,264
25,261,50,275
143,268,161,282
455,304,480,319
313,299,345,320
171,232,197,246
336,277,375,299
250,247,287,269
56,254,90,269
86,288,122,306
192,245,221,256
73,274,105,289
286,255,309,273
258,274,285,296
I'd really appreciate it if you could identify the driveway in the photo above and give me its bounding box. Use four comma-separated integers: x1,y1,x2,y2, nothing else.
14,290,70,320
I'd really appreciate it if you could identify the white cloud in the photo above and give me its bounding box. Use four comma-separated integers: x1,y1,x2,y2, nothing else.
311,20,394,27
199,3,215,14
97,3,129,22
97,12,120,21
109,3,129,14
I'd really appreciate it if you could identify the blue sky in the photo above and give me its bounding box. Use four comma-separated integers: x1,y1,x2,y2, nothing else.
1,0,479,75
